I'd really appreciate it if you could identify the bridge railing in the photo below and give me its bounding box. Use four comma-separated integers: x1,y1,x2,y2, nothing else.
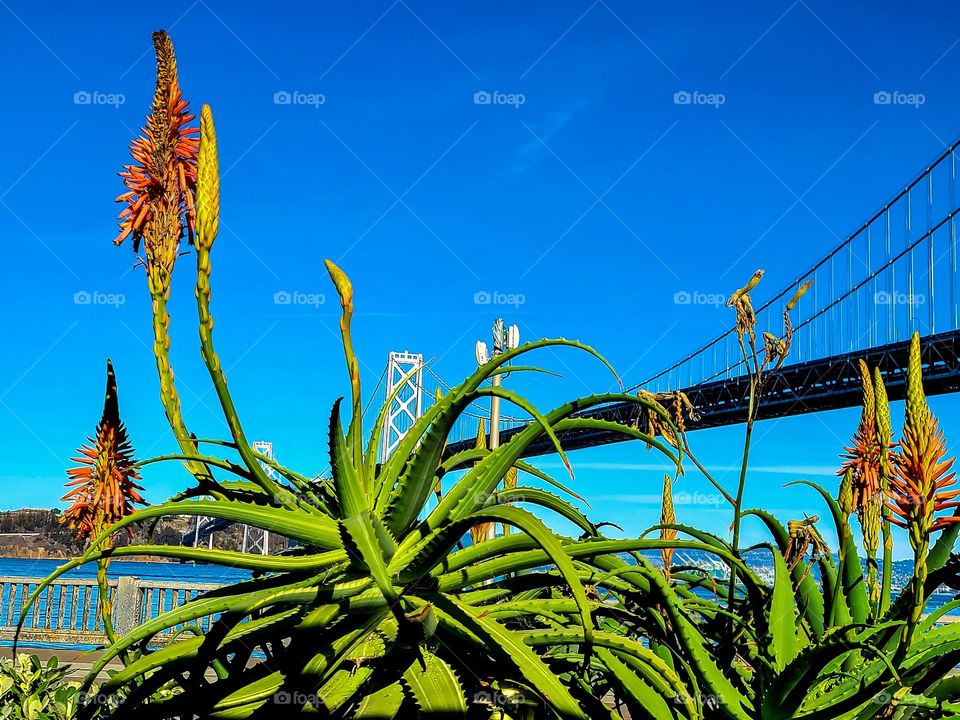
0,576,222,646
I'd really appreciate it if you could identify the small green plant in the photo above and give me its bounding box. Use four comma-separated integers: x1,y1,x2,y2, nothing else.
0,655,81,720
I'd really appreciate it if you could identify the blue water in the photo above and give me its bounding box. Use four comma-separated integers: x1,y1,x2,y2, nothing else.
0,557,251,584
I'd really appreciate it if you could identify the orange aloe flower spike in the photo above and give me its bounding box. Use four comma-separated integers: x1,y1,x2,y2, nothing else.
62,360,145,543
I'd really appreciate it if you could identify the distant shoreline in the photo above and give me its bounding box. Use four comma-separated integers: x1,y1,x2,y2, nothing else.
0,551,175,563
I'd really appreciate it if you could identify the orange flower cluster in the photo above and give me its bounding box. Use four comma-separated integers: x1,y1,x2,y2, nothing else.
838,360,883,522
884,334,959,536
62,361,144,542
114,31,198,256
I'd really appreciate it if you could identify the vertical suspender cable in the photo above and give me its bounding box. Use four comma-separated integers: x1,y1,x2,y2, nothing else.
928,172,935,332
952,151,958,330
908,191,915,330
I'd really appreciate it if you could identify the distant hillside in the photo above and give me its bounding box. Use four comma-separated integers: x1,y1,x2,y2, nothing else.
0,508,263,559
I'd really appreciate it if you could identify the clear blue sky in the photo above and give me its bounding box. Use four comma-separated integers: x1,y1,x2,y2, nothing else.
2,1,960,557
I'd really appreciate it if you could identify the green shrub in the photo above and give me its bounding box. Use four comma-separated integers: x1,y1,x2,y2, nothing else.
0,655,80,720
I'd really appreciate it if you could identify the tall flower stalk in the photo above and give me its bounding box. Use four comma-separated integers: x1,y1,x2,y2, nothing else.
470,418,492,545
725,274,810,618
838,360,884,613
887,333,960,647
62,361,144,644
114,31,213,494
193,104,281,499
874,367,895,614
660,473,677,579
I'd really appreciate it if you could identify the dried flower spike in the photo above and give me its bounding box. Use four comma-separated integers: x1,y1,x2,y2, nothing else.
726,269,764,308
786,280,813,312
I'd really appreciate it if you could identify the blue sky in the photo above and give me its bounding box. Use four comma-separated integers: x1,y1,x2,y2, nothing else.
2,1,960,557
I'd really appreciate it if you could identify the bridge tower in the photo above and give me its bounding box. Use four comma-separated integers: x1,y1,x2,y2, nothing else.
381,351,425,461
190,515,214,550
242,440,278,555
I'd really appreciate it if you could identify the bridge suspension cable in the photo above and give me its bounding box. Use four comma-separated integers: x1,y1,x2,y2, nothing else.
633,134,960,395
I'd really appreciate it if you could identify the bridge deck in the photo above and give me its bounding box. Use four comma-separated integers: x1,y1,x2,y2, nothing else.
443,329,960,459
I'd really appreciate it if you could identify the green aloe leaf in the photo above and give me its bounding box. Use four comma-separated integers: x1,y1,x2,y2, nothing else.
352,680,405,718
429,594,589,719
767,547,800,672
788,481,868,625
402,650,467,716
744,509,825,638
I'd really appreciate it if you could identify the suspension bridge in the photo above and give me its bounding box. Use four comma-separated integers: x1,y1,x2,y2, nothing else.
183,134,960,554
181,441,284,553
388,134,960,458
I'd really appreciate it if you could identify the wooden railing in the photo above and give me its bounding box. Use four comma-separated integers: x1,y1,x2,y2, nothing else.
0,576,222,646
2,574,959,649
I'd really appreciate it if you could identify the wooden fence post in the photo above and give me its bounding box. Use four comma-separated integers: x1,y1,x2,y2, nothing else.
112,576,141,636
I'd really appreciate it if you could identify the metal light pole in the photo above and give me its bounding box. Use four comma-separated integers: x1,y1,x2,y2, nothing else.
475,318,520,542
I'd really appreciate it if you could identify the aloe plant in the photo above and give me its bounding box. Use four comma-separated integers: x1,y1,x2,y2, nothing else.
19,39,708,717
